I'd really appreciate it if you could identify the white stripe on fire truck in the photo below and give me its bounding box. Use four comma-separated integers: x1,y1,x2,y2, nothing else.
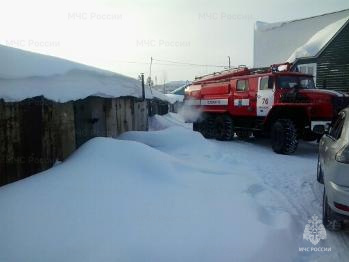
200,99,228,106
234,99,249,106
185,99,229,106
184,99,201,106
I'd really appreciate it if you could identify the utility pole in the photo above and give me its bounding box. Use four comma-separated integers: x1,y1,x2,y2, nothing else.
149,57,153,85
228,56,231,69
140,73,145,101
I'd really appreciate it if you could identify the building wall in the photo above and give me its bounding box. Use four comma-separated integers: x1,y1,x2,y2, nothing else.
316,22,349,92
0,96,150,186
293,22,349,92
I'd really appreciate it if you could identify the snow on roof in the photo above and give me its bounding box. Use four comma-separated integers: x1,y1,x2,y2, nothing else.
0,45,174,103
164,93,184,103
254,9,349,67
170,83,189,95
254,21,284,32
287,16,349,62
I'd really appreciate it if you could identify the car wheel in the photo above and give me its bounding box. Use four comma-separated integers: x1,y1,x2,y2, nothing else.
317,156,324,184
322,189,343,231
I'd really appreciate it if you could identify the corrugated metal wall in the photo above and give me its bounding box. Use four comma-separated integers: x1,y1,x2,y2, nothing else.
316,22,349,92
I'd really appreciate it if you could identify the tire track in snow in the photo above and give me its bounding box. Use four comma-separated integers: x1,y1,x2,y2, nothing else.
211,139,349,261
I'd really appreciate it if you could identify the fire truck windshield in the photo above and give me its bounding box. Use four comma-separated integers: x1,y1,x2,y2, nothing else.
277,76,315,89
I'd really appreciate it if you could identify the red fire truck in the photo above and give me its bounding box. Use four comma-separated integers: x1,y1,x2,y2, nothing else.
184,63,349,154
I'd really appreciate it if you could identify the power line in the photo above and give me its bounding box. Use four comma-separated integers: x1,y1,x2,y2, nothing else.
111,60,149,65
110,58,228,68
153,58,227,68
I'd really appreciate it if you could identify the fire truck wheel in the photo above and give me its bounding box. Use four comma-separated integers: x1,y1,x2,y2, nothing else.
193,122,199,131
201,116,216,139
193,121,202,132
236,130,252,140
215,115,233,141
271,119,298,154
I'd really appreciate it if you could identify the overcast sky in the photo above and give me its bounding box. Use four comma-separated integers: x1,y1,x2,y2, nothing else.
1,0,348,83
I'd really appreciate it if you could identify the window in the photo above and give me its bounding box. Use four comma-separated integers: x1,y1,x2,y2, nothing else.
329,113,345,140
260,76,273,90
236,80,249,92
297,63,317,84
277,76,315,89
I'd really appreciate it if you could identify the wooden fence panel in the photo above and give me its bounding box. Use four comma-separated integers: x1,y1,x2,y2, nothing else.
0,95,151,186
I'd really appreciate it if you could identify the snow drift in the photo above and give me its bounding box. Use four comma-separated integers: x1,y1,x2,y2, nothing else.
0,126,297,262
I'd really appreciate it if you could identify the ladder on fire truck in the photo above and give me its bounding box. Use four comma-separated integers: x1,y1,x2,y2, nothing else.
193,63,292,84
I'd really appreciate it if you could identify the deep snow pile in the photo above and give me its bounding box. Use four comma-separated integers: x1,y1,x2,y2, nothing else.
0,44,173,103
2,128,297,262
0,44,95,79
0,69,144,102
1,113,349,261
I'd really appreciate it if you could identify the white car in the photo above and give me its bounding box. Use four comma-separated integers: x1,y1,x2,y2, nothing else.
316,108,349,231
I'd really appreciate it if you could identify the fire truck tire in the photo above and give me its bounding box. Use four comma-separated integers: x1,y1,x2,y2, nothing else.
236,130,252,140
271,119,298,154
201,116,216,139
193,121,199,132
215,115,234,141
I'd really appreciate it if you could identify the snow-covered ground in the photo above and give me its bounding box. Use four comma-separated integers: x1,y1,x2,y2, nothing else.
0,113,349,261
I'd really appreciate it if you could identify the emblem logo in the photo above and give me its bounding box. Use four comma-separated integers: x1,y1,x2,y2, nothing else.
303,215,327,245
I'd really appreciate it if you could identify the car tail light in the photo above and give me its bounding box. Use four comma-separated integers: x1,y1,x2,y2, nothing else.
335,145,349,164
334,202,349,212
